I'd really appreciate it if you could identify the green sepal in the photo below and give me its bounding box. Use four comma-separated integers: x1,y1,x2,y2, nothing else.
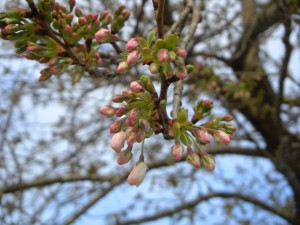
180,130,192,146
164,34,179,49
177,108,189,124
147,28,157,47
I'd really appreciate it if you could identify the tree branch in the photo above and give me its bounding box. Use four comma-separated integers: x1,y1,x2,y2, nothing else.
116,191,293,225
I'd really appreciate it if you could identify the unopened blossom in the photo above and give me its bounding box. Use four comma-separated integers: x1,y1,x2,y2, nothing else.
201,154,215,171
222,115,234,122
214,130,231,145
95,28,111,43
130,81,143,93
99,105,115,117
157,48,169,62
127,161,148,186
194,128,210,144
127,50,140,65
169,51,176,62
171,142,184,161
117,149,133,165
186,150,201,168
110,130,126,153
177,47,187,58
110,118,125,134
117,61,129,73
176,68,187,80
149,63,159,74
125,38,139,51
127,108,140,126
126,127,136,147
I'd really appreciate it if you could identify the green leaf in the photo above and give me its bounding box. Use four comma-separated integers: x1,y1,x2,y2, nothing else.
147,28,157,47
137,37,148,48
180,131,192,146
164,34,179,49
140,47,153,64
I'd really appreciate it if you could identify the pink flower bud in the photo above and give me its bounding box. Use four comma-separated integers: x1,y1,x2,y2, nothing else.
117,61,129,73
169,51,176,62
110,131,126,153
201,154,215,171
112,94,125,103
214,130,231,145
79,16,87,24
95,28,111,43
126,128,136,147
99,105,115,117
126,38,139,51
130,81,143,93
194,128,210,144
117,149,133,165
127,161,148,186
115,106,128,117
127,108,140,126
176,68,187,80
177,47,187,58
109,118,125,134
157,48,169,62
171,142,184,161
127,50,140,65
187,152,201,168
149,63,159,74
222,115,234,121
136,129,145,143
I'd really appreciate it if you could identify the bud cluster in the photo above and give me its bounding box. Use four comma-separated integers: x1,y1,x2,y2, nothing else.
99,76,161,185
168,104,236,170
0,1,130,84
117,32,193,79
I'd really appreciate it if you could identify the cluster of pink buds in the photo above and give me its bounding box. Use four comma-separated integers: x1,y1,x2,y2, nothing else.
99,76,161,186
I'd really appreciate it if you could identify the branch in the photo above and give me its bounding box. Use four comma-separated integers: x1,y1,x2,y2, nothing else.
116,191,293,225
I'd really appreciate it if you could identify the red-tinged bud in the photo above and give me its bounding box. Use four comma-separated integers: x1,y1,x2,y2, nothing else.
152,110,160,121
110,118,125,134
171,142,184,161
126,38,139,51
149,63,159,74
127,50,140,65
186,149,201,168
97,58,102,64
79,16,87,24
136,129,145,143
140,119,151,132
177,47,187,58
157,48,169,62
95,28,111,43
224,124,237,132
100,10,112,26
126,127,136,147
64,24,72,32
115,106,129,117
110,131,126,153
169,51,176,62
222,115,234,121
194,128,210,144
39,57,48,63
112,94,125,103
214,130,231,145
26,42,43,52
99,105,115,117
75,7,82,17
127,108,140,126
69,0,76,10
201,154,215,171
117,61,129,73
176,68,187,80
121,89,132,98
130,81,143,93
117,149,133,165
48,57,58,67
128,161,148,186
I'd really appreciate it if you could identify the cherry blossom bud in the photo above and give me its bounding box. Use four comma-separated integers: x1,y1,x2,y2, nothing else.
127,50,140,65
115,106,129,117
126,38,139,51
171,142,184,161
130,81,143,93
186,147,201,168
127,161,148,186
177,47,187,58
117,61,129,73
169,51,176,62
112,94,125,103
126,127,136,147
157,48,169,62
214,130,231,145
149,63,159,74
201,154,215,171
127,108,140,126
110,118,125,134
95,28,111,43
117,149,133,165
194,128,210,144
110,131,126,153
176,68,187,80
222,115,234,121
99,105,115,117
136,129,145,143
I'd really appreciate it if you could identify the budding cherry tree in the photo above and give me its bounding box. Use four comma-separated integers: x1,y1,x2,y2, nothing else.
0,0,236,187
